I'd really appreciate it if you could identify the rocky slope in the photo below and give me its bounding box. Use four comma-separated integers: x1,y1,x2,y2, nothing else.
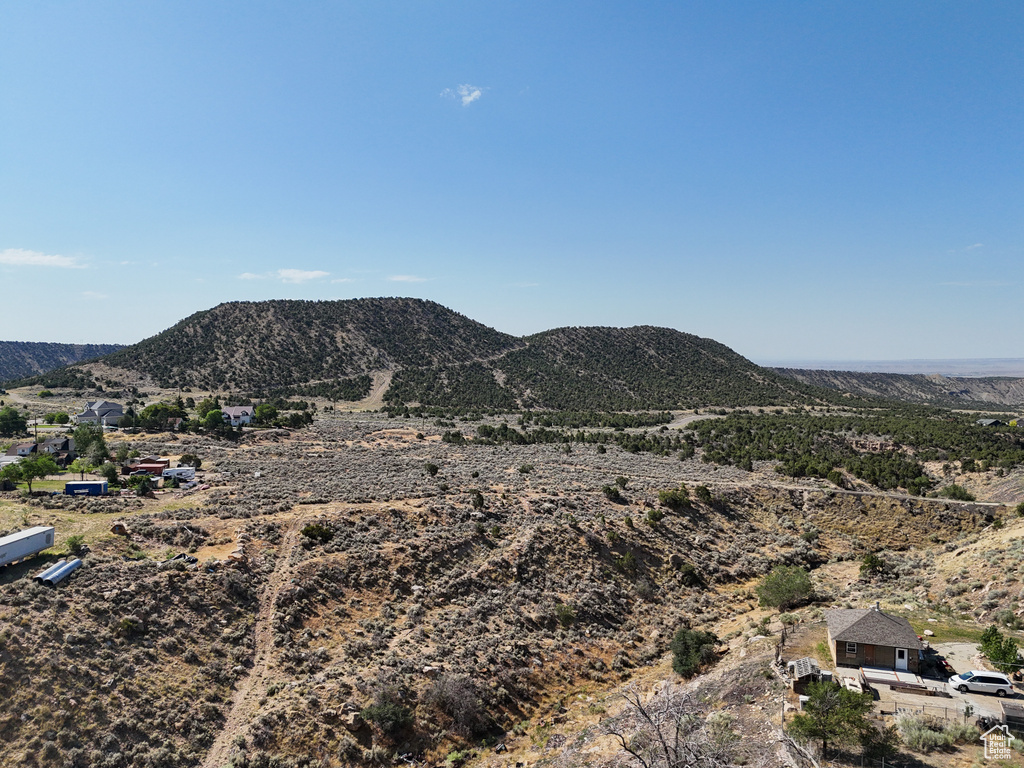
774,368,1024,408
0,341,123,383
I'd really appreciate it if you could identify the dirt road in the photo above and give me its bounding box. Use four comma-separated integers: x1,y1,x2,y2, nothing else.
201,522,301,768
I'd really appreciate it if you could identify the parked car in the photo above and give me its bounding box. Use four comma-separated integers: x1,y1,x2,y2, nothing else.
948,670,1014,696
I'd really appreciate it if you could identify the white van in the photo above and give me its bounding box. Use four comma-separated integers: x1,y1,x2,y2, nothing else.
948,670,1014,697
162,467,196,481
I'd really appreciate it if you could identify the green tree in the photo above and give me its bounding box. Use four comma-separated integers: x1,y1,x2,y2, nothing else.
72,423,107,460
0,406,28,437
669,626,719,678
69,457,94,481
756,565,813,610
19,454,60,493
788,681,873,756
254,403,278,424
97,463,119,485
195,397,219,419
203,409,226,430
979,625,1021,674
0,462,23,488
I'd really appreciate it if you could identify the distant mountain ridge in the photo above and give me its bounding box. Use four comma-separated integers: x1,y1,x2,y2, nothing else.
16,298,836,409
0,341,124,383
773,367,1024,408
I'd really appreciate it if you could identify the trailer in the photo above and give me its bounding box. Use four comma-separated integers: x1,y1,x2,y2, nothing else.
162,467,196,481
64,480,108,496
0,526,56,568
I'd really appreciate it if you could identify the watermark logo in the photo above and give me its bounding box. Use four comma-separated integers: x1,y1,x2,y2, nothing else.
980,724,1012,760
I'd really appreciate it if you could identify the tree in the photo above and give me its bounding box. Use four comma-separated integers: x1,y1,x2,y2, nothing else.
69,458,94,481
979,625,1021,674
97,463,119,485
670,627,719,678
19,454,60,493
254,403,278,424
203,409,225,431
757,565,813,610
788,681,873,757
179,453,202,469
0,406,28,437
0,462,23,488
73,423,107,460
195,397,220,419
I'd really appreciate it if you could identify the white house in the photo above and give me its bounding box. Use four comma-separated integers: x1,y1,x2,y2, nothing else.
221,406,255,427
75,400,124,427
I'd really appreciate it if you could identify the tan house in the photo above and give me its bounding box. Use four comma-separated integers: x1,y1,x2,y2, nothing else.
825,603,922,673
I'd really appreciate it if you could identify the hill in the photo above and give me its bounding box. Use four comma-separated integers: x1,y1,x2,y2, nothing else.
22,298,841,410
0,341,123,383
774,368,1024,409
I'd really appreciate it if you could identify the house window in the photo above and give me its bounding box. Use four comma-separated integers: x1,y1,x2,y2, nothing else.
845,642,857,656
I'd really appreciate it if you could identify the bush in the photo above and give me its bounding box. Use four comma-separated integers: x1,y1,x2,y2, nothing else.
940,483,975,501
554,603,576,627
65,535,86,555
670,627,719,678
422,674,489,738
658,486,690,510
361,702,412,737
756,565,812,610
301,523,333,543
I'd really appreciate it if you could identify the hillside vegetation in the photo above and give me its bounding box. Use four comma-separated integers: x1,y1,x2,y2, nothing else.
18,298,844,410
775,367,1024,408
0,341,123,383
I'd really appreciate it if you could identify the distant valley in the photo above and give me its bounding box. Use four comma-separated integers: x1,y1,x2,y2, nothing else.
0,340,124,383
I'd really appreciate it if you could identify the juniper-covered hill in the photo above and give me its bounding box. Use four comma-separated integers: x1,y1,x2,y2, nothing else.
17,297,838,409
0,341,124,383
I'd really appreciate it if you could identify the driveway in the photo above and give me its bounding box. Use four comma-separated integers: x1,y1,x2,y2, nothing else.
932,641,1018,720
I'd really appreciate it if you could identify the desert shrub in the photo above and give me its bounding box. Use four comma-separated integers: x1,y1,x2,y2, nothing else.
602,485,623,502
860,553,886,577
425,462,439,476
897,715,977,753
301,523,333,543
695,485,713,505
940,484,975,501
361,702,412,737
670,626,719,678
555,603,576,627
646,508,665,527
179,453,202,468
658,486,689,510
65,535,87,555
423,674,489,738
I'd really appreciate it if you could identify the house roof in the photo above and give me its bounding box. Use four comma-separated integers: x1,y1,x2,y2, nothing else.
5,442,36,456
222,406,253,418
825,607,922,650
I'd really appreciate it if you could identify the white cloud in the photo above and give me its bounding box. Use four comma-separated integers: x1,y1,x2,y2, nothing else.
441,84,485,106
966,243,984,250
388,274,428,283
277,268,329,283
0,248,84,268
331,277,355,284
238,269,330,283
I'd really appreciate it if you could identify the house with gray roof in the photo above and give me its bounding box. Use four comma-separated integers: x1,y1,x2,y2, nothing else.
825,603,922,673
74,400,124,427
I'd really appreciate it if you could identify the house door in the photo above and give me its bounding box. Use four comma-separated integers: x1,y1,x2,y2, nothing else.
895,648,908,671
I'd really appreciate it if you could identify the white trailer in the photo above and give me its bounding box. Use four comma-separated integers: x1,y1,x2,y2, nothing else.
0,526,56,568
162,467,196,481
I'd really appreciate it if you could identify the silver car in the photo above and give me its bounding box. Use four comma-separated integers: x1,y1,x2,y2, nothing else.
948,670,1013,697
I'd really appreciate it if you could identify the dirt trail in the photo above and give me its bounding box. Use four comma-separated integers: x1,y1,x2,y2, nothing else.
201,522,301,768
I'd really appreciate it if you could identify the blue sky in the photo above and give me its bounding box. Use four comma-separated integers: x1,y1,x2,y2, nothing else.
1,1,1021,362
